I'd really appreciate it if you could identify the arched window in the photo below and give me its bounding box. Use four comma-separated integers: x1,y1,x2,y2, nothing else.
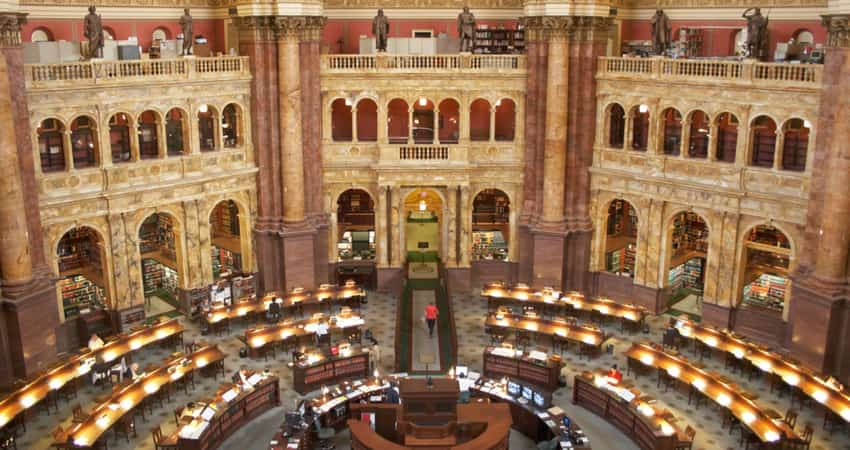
795,30,814,46
604,199,637,277
152,28,169,43
687,110,709,159
197,104,218,152
750,115,777,168
412,97,435,144
494,98,516,141
109,113,132,163
331,98,353,142
781,118,809,172
31,28,52,42
438,99,460,144
387,99,409,144
336,189,376,262
715,112,738,163
661,108,682,156
103,27,116,40
138,110,159,160
222,103,241,148
472,189,510,261
38,118,66,172
57,226,107,318
71,116,98,168
165,108,187,156
356,99,378,142
608,103,625,148
741,225,791,314
630,105,649,151
470,99,491,141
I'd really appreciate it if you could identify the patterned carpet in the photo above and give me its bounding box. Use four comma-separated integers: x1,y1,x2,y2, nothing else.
11,290,850,450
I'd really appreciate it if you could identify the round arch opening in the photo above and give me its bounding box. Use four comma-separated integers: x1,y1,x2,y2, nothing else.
210,200,245,280
472,189,510,261
139,213,181,312
604,199,637,277
404,189,443,261
57,226,108,319
667,211,709,313
336,189,376,262
740,225,791,316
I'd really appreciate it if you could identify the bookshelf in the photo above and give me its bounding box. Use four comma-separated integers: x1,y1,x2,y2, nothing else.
671,212,707,254
292,351,369,394
142,258,162,295
473,26,525,54
38,118,64,172
483,348,562,391
58,228,102,273
60,274,105,319
743,274,787,312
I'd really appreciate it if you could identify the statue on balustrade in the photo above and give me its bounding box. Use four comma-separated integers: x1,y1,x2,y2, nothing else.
180,8,193,56
650,9,671,55
372,9,389,52
83,5,103,59
743,7,769,59
458,6,476,53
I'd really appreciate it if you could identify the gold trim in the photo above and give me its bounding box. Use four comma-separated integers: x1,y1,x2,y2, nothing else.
822,14,850,49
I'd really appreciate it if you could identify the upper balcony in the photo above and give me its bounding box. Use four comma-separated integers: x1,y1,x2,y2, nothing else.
598,56,823,91
321,54,526,74
25,56,250,90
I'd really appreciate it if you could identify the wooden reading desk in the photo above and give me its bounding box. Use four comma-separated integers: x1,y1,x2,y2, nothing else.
485,313,606,358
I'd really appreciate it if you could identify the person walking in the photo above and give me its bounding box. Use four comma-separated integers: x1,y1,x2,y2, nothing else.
424,302,439,338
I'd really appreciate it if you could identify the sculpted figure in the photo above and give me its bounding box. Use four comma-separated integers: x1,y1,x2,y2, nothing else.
458,6,476,53
180,8,193,55
650,9,671,55
372,9,389,52
742,7,768,59
84,5,104,59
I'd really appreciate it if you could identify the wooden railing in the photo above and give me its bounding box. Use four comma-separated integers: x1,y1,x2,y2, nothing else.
26,56,251,88
598,57,822,87
322,54,526,72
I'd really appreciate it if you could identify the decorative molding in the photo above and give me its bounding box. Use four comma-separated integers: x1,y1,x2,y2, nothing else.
0,13,26,48
622,0,826,7
823,14,850,48
232,15,278,43
520,15,612,41
322,0,522,8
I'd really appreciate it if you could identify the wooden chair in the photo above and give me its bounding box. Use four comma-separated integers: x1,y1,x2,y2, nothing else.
784,408,799,430
113,414,136,442
261,343,276,361
173,406,183,427
58,377,80,402
674,425,695,450
51,424,64,442
0,426,17,450
793,422,814,450
152,425,178,450
72,404,89,423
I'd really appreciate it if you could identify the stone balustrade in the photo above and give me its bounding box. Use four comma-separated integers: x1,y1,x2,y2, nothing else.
598,57,822,88
322,142,520,168
321,54,526,73
25,56,251,89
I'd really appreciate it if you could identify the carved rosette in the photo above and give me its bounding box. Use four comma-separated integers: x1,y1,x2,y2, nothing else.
0,13,26,48
822,15,850,48
520,16,612,43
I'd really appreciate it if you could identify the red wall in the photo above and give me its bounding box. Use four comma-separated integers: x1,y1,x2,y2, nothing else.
24,19,226,54
621,19,825,57
323,19,518,53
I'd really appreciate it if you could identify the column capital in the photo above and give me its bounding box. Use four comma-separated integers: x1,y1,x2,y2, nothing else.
274,15,327,41
822,15,850,48
0,13,26,48
519,15,612,41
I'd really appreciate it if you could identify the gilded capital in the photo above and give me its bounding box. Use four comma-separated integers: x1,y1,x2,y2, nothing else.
822,15,850,48
232,15,278,43
0,13,26,48
275,16,326,41
520,15,612,42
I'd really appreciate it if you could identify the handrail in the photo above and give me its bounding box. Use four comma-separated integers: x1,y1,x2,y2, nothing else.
322,54,526,72
598,57,822,87
25,56,250,88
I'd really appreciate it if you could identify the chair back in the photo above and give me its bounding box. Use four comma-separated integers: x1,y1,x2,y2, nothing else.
784,408,798,429
802,423,813,442
152,425,163,444
685,425,696,440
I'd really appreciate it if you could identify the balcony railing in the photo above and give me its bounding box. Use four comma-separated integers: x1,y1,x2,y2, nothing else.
25,56,251,89
322,54,526,73
598,57,822,88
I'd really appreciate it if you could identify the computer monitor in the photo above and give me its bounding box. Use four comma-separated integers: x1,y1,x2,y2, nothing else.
456,365,469,378
507,381,520,396
533,391,545,408
562,416,571,430
521,386,533,401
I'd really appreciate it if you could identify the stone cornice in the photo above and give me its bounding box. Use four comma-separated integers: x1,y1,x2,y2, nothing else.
520,15,612,42
323,0,522,7
822,14,850,48
621,0,825,8
0,13,26,48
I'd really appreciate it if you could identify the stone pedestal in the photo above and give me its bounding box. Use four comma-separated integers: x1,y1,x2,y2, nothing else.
281,226,317,290
530,229,567,288
1,273,60,384
377,267,403,294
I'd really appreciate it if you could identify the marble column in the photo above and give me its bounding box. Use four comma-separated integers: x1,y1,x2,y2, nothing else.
277,21,306,224
540,21,569,226
789,15,850,380
446,185,458,267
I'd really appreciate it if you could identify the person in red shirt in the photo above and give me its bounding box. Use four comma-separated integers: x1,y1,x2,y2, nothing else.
424,302,439,338
607,364,623,384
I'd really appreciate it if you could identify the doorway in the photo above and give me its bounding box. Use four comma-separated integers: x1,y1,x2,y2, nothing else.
404,189,443,263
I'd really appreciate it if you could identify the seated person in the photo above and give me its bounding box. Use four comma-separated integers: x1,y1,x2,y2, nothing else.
606,364,623,384
368,337,380,371
386,382,400,404
88,333,104,351
233,365,251,385
267,300,282,322
457,372,474,403
315,320,330,347
126,362,142,380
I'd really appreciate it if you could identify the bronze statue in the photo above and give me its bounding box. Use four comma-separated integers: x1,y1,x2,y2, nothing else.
179,8,193,56
372,9,389,52
650,9,671,55
742,7,768,59
83,5,103,59
458,6,476,53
